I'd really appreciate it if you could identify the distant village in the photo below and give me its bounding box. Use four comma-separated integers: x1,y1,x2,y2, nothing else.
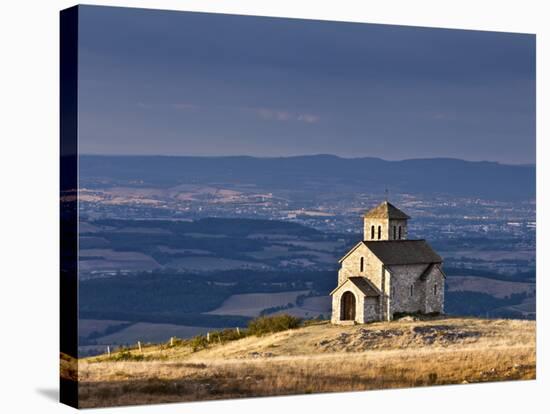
78,187,535,277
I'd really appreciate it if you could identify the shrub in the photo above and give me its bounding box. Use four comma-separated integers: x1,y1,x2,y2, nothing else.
110,350,145,361
164,337,185,347
247,314,302,336
259,303,294,316
189,335,209,352
216,328,245,342
303,317,328,327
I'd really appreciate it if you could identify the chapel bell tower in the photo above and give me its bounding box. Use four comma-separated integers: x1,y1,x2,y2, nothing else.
363,201,410,241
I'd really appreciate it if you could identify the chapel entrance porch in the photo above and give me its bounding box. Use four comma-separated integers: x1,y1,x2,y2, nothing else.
341,291,356,321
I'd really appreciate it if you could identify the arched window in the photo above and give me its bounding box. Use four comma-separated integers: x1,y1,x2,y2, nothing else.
434,284,437,295
392,226,396,240
377,225,381,239
398,226,402,240
360,257,364,272
370,225,375,239
410,285,414,297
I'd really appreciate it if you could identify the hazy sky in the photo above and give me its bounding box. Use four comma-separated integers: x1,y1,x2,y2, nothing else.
78,6,536,164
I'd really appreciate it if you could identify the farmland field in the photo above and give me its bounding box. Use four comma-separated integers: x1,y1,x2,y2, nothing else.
246,245,291,259
95,323,217,345
446,276,535,298
165,257,267,271
285,240,344,252
78,249,161,272
78,319,129,338
440,249,535,262
499,296,536,317
301,296,331,312
273,295,332,318
207,290,310,317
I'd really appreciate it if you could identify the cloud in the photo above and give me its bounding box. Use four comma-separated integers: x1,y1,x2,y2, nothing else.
136,102,200,111
297,114,320,124
427,110,457,121
172,103,200,111
250,107,320,123
257,108,291,121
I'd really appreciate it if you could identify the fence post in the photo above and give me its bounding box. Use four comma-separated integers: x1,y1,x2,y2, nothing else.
236,327,240,336
170,337,174,347
107,346,111,357
138,341,142,353
207,332,210,342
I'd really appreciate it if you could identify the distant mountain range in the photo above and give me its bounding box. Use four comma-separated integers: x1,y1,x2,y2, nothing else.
78,154,535,201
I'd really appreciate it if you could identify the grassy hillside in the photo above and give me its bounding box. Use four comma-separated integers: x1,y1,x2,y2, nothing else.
71,316,536,408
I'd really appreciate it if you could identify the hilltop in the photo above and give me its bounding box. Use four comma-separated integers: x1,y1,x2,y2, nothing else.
73,316,536,408
79,154,535,200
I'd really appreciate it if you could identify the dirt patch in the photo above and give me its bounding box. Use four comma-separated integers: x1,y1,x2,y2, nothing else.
317,328,404,351
411,325,481,345
317,324,481,351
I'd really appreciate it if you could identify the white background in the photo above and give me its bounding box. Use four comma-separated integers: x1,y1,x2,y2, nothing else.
0,0,548,412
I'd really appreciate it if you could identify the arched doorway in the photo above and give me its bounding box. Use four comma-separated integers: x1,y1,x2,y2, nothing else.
341,291,356,321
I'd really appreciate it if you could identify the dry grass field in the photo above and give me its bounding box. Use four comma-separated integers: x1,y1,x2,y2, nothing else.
70,317,536,408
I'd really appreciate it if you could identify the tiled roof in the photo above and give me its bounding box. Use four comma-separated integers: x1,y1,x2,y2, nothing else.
419,263,436,280
419,263,446,280
348,277,382,297
364,201,410,219
363,239,442,265
330,277,381,297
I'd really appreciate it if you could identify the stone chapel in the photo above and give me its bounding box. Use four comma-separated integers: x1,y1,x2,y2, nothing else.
331,201,445,324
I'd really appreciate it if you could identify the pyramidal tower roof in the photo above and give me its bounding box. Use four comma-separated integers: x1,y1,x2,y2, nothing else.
363,201,410,220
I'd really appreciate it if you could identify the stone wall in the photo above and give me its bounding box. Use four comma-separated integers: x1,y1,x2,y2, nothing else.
331,282,365,324
388,264,445,316
363,218,388,241
389,219,408,240
381,267,391,320
334,237,445,324
364,296,380,322
338,243,384,288
388,264,426,315
422,265,445,314
331,281,381,324
363,218,408,240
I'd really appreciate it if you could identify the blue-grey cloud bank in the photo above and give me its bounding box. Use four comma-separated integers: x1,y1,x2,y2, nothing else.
78,6,535,164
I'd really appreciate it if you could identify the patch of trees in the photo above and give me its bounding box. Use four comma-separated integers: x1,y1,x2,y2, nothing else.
431,237,533,252
445,290,530,317
79,274,233,315
79,310,250,328
260,303,294,316
89,217,321,238
78,269,335,326
445,268,535,283
79,322,134,346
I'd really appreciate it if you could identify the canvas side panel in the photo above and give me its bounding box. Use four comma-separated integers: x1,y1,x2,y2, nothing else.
60,5,79,409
